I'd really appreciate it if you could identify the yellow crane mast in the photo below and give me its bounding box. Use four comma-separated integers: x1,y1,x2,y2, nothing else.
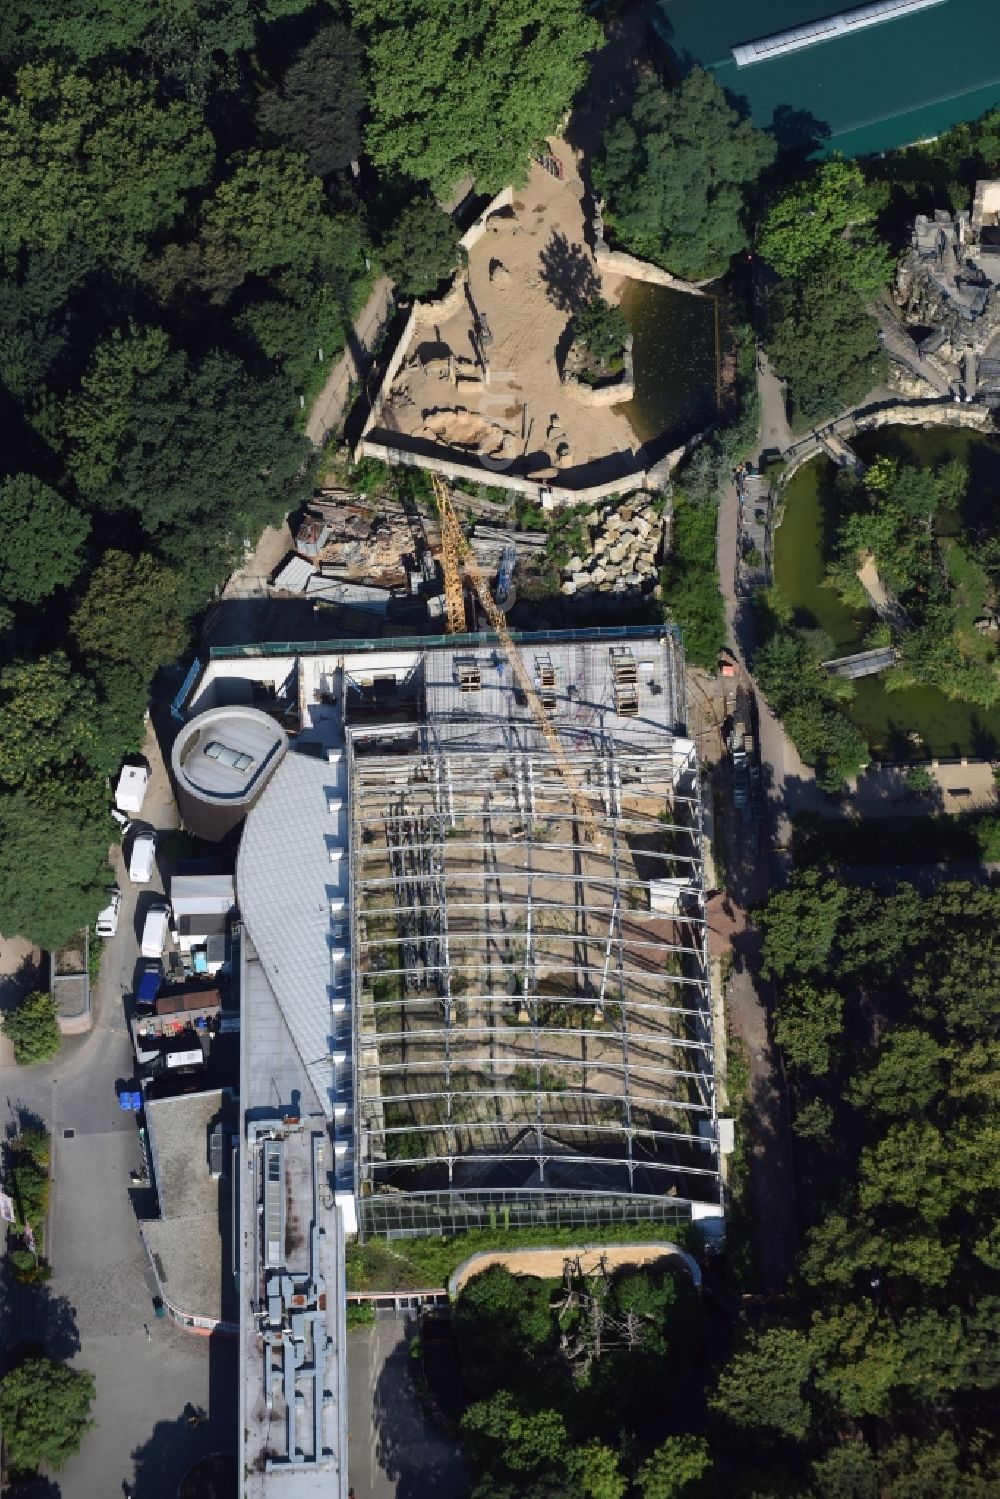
431,474,605,851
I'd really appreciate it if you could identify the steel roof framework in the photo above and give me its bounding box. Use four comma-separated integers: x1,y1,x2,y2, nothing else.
349,699,719,1236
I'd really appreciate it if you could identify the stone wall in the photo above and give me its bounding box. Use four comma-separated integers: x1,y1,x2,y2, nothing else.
412,276,467,329
458,185,515,253
358,434,654,507
562,335,635,407
563,372,635,406
851,400,993,436
592,199,712,298
304,275,394,448
358,307,416,445
781,400,994,481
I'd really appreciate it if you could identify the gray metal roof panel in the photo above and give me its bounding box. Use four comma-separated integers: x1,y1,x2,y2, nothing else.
236,753,346,1117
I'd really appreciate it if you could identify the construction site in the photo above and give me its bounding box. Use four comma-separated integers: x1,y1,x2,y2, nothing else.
349,630,720,1239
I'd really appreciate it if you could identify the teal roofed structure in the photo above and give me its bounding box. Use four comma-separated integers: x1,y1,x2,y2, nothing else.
652,0,1000,156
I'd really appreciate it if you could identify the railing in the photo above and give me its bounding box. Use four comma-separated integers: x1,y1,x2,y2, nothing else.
171,657,203,723
209,622,681,661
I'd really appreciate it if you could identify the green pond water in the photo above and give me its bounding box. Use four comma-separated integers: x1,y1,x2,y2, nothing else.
617,281,718,450
774,426,1000,760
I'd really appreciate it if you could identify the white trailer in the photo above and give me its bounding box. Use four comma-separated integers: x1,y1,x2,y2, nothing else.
115,763,149,815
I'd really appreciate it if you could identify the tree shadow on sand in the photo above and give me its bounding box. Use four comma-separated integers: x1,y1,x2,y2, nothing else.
538,230,598,314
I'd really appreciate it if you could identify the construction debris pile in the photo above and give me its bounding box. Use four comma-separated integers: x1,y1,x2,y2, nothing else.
560,496,665,599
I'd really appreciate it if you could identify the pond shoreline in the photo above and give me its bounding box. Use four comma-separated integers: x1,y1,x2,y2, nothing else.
780,398,992,482
773,423,1000,762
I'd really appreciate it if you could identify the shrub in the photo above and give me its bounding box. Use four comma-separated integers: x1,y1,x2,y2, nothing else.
3,990,60,1065
572,296,628,365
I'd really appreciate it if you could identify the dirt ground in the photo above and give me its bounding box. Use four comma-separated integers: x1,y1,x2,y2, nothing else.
376,150,641,481
449,1242,695,1296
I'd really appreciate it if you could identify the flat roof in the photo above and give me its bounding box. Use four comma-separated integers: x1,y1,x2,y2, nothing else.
656,0,1000,157
143,1088,238,1326
170,873,236,903
238,946,347,1498
174,707,286,800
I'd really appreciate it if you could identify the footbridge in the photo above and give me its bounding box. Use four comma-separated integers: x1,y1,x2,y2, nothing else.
818,430,866,475
822,646,898,678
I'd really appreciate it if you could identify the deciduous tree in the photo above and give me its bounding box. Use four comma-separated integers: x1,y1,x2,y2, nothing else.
378,199,461,299
0,65,213,267
764,272,886,428
637,1436,713,1499
0,790,113,949
353,0,601,194
0,655,110,787
202,149,364,285
759,159,893,297
0,474,89,607
3,991,60,1066
709,1326,814,1441
0,1358,94,1473
258,22,365,178
774,983,844,1075
65,326,312,549
572,295,628,364
71,551,186,669
596,71,776,281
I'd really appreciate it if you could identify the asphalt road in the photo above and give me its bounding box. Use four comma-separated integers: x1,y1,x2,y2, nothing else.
347,1320,469,1499
0,730,237,1496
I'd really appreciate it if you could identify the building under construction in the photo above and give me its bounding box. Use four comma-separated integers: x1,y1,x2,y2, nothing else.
190,625,721,1254
352,642,719,1236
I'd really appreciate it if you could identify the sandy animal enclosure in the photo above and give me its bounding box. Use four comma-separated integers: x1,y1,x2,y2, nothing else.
374,153,643,482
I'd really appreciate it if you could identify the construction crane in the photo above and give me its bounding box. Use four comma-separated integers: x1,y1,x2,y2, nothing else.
432,474,605,850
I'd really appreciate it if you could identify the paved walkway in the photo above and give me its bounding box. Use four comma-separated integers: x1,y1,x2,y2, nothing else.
711,360,812,1290
756,349,792,453
306,276,394,449
348,1320,469,1499
0,723,236,1496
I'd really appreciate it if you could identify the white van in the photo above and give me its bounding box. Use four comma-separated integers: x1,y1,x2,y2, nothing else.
140,902,171,959
95,886,121,939
129,830,156,885
115,763,149,816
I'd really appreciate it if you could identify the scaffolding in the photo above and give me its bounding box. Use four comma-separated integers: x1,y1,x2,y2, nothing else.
349,634,719,1239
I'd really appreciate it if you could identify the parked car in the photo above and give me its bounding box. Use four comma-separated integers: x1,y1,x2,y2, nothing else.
95,886,122,939
115,761,149,816
140,903,171,959
128,830,156,885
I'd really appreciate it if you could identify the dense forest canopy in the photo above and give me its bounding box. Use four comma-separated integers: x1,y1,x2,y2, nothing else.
738,874,1000,1494
0,0,602,948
